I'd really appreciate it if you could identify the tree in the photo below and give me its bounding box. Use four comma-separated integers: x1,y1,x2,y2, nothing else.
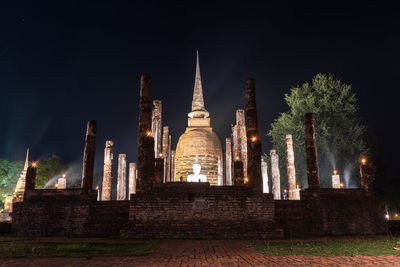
36,155,67,189
268,74,367,188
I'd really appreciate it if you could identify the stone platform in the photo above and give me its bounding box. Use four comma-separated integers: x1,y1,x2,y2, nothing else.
11,184,388,238
121,182,282,239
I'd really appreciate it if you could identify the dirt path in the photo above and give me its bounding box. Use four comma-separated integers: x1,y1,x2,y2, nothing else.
1,240,400,266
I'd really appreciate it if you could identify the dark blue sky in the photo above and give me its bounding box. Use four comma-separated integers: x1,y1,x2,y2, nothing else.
1,1,399,179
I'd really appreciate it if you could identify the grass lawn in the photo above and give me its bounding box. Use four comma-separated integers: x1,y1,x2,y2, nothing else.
253,236,400,256
0,237,157,258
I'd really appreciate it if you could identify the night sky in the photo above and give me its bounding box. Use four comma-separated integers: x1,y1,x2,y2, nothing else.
1,1,399,180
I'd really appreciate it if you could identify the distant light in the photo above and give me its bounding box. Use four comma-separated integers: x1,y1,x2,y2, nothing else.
296,184,300,189
159,153,163,158
386,214,390,220
31,162,37,168
244,177,249,184
55,183,58,189
333,169,338,175
96,186,99,190
340,182,344,188
146,131,152,137
251,136,256,142
235,156,240,161
361,158,367,165
62,173,66,178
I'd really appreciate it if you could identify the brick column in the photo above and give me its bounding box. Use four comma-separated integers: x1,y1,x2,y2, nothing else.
137,74,155,192
225,138,233,185
117,154,127,200
24,164,37,200
245,78,262,191
151,100,162,158
270,149,281,200
128,163,136,198
155,158,164,184
162,126,171,182
101,140,114,201
285,134,297,200
233,160,244,185
304,113,320,196
360,158,374,198
81,120,96,191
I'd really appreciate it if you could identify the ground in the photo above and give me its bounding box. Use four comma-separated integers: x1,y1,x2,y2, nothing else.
1,238,400,266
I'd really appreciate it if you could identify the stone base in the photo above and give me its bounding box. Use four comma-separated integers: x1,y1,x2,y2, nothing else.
121,183,282,239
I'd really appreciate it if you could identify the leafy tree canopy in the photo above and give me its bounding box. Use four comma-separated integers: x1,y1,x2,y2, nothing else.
268,73,367,188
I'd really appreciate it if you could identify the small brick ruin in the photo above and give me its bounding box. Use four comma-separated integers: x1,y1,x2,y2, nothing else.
10,56,388,239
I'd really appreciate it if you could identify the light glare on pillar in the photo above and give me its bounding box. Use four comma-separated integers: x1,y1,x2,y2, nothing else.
146,130,152,137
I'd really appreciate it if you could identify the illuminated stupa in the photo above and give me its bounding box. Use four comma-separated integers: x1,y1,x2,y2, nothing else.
175,51,223,185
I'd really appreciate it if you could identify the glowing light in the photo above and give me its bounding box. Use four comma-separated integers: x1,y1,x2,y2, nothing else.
244,177,249,184
62,173,66,178
159,153,163,158
251,136,256,142
31,162,37,168
386,214,390,220
146,131,152,137
284,189,287,193
395,214,399,217
96,186,99,190
361,158,367,165
333,169,338,175
55,183,58,189
296,184,300,189
235,156,240,161
340,182,344,188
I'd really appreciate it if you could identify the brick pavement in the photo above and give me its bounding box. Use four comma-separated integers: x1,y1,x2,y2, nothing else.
1,240,400,266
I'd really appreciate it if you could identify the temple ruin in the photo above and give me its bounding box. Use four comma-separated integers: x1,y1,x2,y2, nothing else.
9,52,387,238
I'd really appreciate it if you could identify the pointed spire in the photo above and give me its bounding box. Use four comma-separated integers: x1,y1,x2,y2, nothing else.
189,51,209,118
23,148,29,171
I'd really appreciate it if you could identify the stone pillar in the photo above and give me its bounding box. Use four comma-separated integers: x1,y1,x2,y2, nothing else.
360,158,374,198
218,156,223,185
332,170,340,188
117,154,127,200
152,100,162,158
245,78,262,191
285,134,297,200
81,120,96,191
57,174,67,189
233,160,244,185
261,158,269,193
128,163,136,198
304,113,320,196
154,158,164,184
270,149,281,200
231,110,248,178
137,74,155,192
162,126,171,183
102,140,114,201
225,138,233,185
24,164,37,199
171,150,176,181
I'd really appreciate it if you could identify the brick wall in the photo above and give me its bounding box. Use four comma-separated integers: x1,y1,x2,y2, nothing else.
275,189,388,237
12,189,129,237
121,183,282,239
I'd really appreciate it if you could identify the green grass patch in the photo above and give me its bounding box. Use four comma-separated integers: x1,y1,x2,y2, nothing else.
253,236,400,256
0,239,157,258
